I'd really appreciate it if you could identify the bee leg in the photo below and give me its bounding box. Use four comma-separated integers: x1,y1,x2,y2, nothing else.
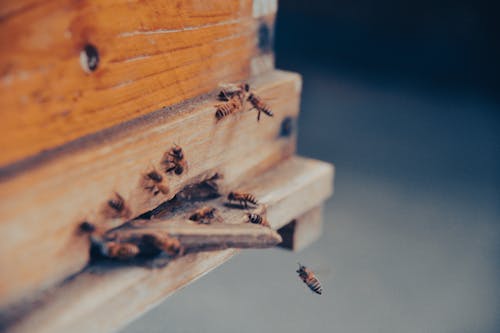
257,109,262,122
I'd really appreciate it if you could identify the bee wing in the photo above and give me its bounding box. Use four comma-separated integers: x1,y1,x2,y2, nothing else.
217,83,243,101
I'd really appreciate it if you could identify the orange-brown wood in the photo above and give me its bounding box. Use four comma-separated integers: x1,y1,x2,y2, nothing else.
0,70,300,310
0,0,276,166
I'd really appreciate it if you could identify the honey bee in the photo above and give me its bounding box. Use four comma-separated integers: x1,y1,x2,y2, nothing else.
143,170,169,195
104,241,140,260
248,92,273,121
215,93,245,120
163,145,187,175
215,83,249,120
227,191,258,208
189,206,217,224
247,213,270,227
151,234,183,257
104,192,131,219
296,263,323,295
217,83,250,100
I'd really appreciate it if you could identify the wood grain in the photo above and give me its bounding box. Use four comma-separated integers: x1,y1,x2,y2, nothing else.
0,70,300,309
0,0,276,166
107,222,284,251
4,156,334,333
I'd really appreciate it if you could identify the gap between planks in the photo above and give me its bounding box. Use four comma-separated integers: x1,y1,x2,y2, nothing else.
0,70,301,310
3,156,334,333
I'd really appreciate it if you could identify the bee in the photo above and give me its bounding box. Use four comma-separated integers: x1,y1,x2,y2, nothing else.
189,206,217,224
151,235,183,257
247,213,270,227
227,191,258,208
296,263,323,295
217,83,250,100
103,241,140,260
104,192,131,219
215,83,249,120
163,145,187,175
215,93,245,120
248,92,273,121
143,170,169,195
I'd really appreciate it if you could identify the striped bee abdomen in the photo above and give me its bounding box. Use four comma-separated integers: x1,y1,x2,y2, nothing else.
297,264,323,295
227,191,258,208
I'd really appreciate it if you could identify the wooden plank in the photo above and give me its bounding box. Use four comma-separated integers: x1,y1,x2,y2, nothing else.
106,222,284,252
0,0,277,166
277,206,324,251
0,70,300,309
3,156,334,333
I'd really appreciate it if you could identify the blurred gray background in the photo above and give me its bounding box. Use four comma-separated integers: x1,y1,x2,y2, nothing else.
123,1,499,332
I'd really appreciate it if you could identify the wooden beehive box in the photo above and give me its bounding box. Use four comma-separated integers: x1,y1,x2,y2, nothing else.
0,1,334,332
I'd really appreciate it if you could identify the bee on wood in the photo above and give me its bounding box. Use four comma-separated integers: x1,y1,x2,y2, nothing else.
103,192,131,219
215,93,245,120
247,213,270,227
163,145,187,175
215,83,249,120
103,241,140,260
217,83,250,100
151,235,183,257
189,206,217,224
227,191,258,208
296,263,323,295
143,170,169,195
248,92,273,121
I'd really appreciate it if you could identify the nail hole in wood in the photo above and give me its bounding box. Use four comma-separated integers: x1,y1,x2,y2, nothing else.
80,44,99,73
258,22,272,52
280,116,295,137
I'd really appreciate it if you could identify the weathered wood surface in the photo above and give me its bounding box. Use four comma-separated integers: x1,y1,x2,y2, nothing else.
0,0,276,166
4,156,334,333
0,70,300,309
278,206,324,251
107,222,283,251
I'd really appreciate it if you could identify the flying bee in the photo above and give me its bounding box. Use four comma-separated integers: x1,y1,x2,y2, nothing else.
151,235,183,257
189,206,217,224
248,92,273,121
103,241,140,260
143,170,169,195
227,191,258,208
296,263,323,295
247,213,270,227
163,144,187,175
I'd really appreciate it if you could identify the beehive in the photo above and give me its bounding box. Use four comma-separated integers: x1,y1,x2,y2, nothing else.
0,1,334,331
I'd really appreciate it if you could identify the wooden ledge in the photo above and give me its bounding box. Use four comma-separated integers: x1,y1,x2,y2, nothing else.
0,70,301,309
3,156,334,333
